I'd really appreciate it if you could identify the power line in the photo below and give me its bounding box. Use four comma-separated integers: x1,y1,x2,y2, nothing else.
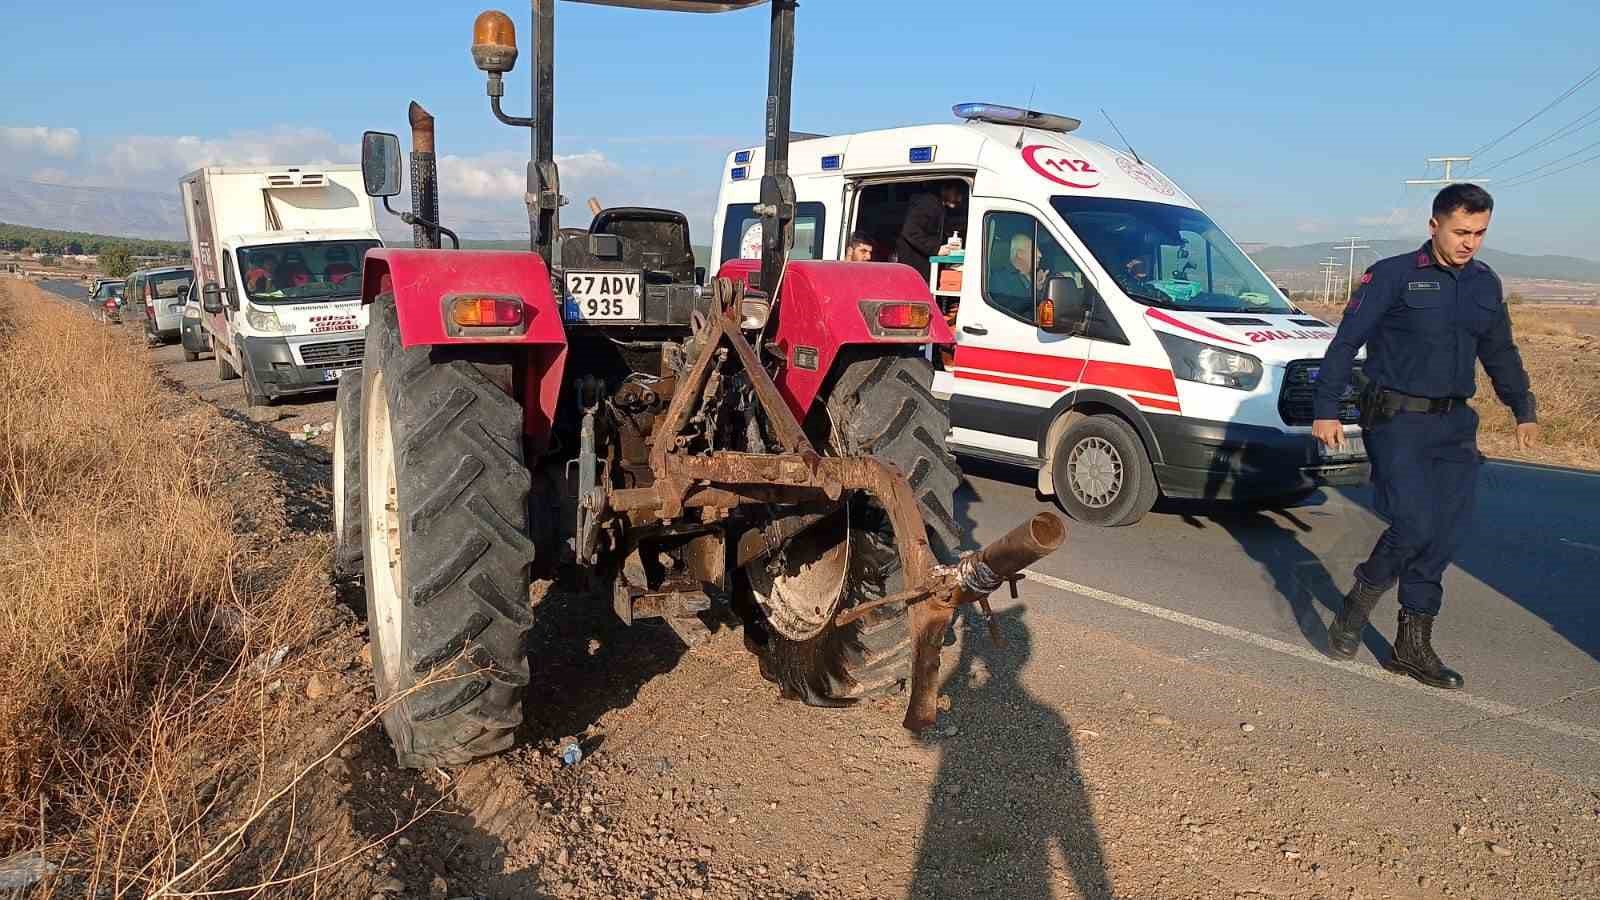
1467,62,1600,159
1473,101,1600,174
1494,136,1600,184
1498,146,1600,189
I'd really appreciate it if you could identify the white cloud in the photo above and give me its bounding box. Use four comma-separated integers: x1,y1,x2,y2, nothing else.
1357,207,1410,228
1295,220,1327,234
96,128,356,183
437,150,619,200
1,126,80,158
30,168,70,184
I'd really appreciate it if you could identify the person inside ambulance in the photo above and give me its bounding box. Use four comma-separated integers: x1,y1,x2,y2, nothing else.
988,226,1074,323
896,181,965,280
845,232,876,262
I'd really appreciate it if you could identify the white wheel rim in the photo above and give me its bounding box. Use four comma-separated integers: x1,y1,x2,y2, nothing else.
363,371,403,694
1068,436,1124,509
332,401,346,541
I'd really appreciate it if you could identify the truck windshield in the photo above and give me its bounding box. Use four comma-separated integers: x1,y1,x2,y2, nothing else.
1051,197,1292,314
237,240,379,304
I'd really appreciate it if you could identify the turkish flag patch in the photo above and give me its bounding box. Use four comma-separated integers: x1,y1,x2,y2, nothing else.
1360,272,1372,284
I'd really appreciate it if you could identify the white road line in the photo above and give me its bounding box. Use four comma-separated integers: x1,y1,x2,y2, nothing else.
1021,569,1600,745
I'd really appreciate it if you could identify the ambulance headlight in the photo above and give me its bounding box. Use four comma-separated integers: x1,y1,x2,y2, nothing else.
1156,331,1262,391
245,306,296,335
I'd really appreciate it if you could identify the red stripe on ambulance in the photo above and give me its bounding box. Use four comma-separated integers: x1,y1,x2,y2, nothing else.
954,346,1178,397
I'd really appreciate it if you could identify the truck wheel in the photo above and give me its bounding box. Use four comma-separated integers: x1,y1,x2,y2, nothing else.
332,370,364,579
216,348,239,381
748,350,962,705
1050,414,1158,527
360,297,535,768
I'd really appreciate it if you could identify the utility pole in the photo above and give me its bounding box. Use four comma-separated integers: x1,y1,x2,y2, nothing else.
1405,156,1490,186
1332,237,1370,305
1319,256,1340,304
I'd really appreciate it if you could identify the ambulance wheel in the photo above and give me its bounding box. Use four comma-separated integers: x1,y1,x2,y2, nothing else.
1051,414,1157,527
242,358,271,408
216,349,239,381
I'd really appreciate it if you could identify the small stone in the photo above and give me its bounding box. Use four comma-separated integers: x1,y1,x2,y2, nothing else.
1488,841,1513,857
429,875,448,897
1312,863,1327,879
1316,769,1331,778
1120,690,1134,700
1245,839,1262,851
1179,815,1197,826
1281,846,1301,861
1455,823,1467,836
359,643,373,668
375,877,405,894
397,837,413,847
1240,723,1255,733
1418,875,1431,888
339,742,360,760
556,848,569,866
305,674,331,700
1150,714,1174,727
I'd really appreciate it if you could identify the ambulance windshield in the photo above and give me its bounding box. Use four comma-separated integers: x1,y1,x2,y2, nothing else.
1051,197,1292,314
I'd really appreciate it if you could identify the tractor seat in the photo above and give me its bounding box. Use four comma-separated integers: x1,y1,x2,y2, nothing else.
590,207,695,285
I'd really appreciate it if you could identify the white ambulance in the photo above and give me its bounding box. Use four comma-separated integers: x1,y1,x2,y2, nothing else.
711,103,1368,526
181,165,383,407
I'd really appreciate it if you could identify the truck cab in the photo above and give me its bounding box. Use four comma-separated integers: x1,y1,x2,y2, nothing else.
181,165,383,405
712,103,1369,525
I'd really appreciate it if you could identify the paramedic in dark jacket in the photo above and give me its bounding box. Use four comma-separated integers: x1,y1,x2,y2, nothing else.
1311,183,1537,689
896,182,963,280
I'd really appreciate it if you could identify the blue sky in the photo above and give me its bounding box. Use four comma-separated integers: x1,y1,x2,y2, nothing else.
3,0,1598,260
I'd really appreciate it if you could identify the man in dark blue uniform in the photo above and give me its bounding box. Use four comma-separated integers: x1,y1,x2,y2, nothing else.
1311,184,1537,689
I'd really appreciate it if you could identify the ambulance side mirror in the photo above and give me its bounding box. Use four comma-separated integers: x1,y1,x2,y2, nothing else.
1039,275,1090,335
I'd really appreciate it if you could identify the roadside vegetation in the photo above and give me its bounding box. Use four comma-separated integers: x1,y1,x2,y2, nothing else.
0,279,323,894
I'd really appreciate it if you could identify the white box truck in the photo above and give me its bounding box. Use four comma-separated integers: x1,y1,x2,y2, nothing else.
180,165,383,406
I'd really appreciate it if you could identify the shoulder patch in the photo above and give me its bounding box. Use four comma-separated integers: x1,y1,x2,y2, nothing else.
1360,272,1372,285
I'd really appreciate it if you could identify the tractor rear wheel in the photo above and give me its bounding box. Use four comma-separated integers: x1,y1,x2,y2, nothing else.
747,349,963,705
332,370,364,579
360,297,536,768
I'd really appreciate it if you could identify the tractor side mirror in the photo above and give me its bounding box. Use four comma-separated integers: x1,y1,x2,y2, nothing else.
201,283,226,314
361,131,403,198
1039,275,1091,335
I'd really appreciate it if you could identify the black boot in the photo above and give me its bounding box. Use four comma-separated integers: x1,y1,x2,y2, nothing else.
1327,579,1386,659
1383,609,1464,690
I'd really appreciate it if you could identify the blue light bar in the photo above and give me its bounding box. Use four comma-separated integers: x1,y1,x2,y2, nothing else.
820,154,842,171
952,102,1081,133
908,146,936,164
733,149,753,165
730,166,749,180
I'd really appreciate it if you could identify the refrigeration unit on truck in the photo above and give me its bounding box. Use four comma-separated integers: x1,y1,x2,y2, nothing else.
711,104,1371,526
180,165,384,406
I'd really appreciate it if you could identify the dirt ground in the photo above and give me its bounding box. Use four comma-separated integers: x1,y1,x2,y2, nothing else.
23,284,1598,899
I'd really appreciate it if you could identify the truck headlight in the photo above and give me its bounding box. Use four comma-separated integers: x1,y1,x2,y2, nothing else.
245,306,295,335
1155,331,1263,391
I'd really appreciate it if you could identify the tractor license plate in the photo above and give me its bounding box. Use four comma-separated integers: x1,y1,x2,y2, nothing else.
564,272,641,323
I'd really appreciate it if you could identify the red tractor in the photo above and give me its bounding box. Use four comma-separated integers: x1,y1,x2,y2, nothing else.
336,0,1065,768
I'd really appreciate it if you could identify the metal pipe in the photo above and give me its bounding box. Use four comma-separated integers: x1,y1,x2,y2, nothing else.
408,102,440,250
757,0,797,296
530,0,557,263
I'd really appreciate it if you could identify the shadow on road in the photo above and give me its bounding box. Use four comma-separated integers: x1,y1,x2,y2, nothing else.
910,606,1112,899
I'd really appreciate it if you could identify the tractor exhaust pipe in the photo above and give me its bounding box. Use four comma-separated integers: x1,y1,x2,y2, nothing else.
408,101,440,250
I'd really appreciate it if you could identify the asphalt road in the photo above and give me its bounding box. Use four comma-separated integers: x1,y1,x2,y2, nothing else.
39,277,1599,784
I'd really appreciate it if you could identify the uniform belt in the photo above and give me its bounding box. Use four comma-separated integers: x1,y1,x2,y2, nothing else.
1377,389,1463,415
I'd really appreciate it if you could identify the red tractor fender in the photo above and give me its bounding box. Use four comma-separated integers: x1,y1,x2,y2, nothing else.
715,259,953,420
360,248,568,453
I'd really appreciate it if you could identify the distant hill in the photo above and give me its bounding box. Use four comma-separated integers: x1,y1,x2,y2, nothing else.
0,222,187,257
0,177,185,241
1252,240,1600,283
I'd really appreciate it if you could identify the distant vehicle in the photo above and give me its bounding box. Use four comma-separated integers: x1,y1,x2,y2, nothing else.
179,279,211,361
90,279,125,324
126,266,193,345
180,165,383,407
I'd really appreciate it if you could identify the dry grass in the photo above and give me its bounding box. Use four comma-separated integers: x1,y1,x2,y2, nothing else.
1303,300,1600,470
0,280,324,894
